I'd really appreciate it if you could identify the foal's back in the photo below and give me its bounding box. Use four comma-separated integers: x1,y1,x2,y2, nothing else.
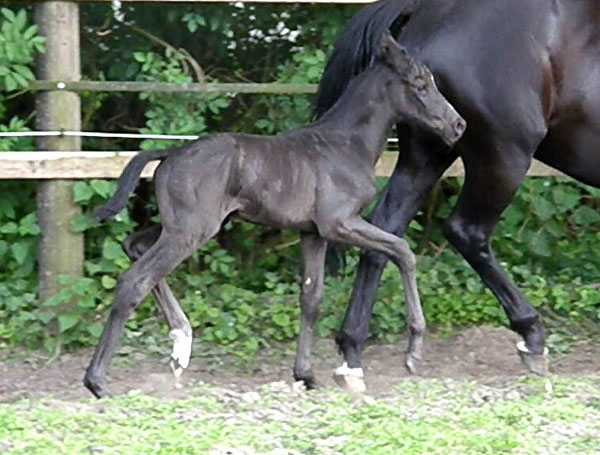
153,126,373,233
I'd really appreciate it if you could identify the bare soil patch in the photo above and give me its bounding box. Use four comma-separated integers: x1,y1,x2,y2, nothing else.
1,327,598,402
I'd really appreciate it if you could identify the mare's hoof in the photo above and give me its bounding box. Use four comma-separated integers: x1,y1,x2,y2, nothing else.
333,363,366,393
516,341,549,376
405,353,420,374
83,374,112,399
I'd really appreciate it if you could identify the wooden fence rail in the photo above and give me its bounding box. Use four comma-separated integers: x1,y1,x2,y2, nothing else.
30,80,317,95
0,152,563,179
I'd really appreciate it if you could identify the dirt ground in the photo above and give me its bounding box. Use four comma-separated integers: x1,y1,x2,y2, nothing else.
0,327,598,402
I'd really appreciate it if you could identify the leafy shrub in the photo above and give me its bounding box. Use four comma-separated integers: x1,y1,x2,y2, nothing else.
0,6,598,359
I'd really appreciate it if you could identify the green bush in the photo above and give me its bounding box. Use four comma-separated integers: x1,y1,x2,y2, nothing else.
0,6,598,358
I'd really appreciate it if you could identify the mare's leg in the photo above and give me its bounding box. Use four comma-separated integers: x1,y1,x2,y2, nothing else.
293,232,327,389
337,131,456,371
443,140,547,374
122,226,193,380
321,216,423,392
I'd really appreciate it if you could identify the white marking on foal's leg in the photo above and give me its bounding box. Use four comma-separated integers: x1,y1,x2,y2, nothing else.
169,329,192,388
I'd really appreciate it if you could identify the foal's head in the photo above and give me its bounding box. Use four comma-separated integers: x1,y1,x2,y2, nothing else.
377,32,466,146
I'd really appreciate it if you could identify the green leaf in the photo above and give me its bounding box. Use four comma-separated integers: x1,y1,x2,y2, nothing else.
272,312,290,327
101,275,117,290
0,221,18,234
22,24,38,41
58,314,78,333
73,181,94,203
552,186,580,211
42,290,72,307
10,241,29,265
87,323,103,338
4,74,17,91
1,8,16,22
90,180,114,199
18,213,41,236
71,214,93,233
573,206,600,226
530,232,551,257
102,239,125,261
532,197,555,222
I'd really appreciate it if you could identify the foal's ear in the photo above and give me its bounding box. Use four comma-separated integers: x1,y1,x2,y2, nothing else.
378,30,411,72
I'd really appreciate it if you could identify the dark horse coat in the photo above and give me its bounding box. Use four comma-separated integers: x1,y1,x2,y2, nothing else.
316,0,600,377
83,33,465,398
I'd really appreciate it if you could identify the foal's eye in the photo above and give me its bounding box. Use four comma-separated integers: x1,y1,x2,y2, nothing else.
413,76,428,94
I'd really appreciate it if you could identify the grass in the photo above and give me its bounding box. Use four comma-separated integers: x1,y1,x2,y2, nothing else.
1,376,599,455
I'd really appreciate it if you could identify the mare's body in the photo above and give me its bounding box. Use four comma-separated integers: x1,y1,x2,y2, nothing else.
316,0,600,375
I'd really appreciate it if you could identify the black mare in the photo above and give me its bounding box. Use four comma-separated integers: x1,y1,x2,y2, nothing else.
83,33,465,398
316,0,600,387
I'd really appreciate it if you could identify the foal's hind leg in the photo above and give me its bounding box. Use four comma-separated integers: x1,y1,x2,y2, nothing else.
84,231,201,398
321,216,424,393
122,226,193,383
293,233,327,389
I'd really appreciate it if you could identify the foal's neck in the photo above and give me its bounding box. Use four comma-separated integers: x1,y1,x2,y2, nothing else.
317,66,396,165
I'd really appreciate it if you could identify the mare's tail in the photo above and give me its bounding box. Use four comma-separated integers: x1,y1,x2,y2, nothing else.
95,149,173,221
314,0,423,119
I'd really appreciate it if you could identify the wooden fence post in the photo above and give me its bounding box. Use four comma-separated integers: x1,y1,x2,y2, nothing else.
34,2,84,305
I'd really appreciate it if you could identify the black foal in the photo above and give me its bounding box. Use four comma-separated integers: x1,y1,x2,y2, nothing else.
83,32,465,398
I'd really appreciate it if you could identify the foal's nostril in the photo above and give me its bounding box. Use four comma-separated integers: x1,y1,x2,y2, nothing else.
454,118,467,136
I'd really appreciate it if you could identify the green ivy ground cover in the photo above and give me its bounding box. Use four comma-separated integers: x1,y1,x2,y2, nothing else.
1,376,599,455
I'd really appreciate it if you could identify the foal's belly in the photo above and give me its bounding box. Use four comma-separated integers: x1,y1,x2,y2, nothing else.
236,187,318,231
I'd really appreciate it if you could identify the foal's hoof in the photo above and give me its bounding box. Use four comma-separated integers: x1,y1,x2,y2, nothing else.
169,358,186,389
333,363,366,393
517,341,549,376
293,369,319,390
405,353,420,375
83,374,112,399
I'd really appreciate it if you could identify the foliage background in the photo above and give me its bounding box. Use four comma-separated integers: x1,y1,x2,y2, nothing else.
0,3,598,358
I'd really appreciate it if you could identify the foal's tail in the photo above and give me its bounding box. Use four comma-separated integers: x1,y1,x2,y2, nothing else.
95,149,173,221
314,0,423,119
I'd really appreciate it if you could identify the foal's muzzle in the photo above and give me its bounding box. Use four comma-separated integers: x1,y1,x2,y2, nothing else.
441,114,466,147
453,118,467,138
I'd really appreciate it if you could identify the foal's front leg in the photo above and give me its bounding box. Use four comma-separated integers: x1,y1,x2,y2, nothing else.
321,216,425,392
293,232,327,389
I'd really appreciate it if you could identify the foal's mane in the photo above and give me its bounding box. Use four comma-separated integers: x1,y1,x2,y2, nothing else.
314,0,424,119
